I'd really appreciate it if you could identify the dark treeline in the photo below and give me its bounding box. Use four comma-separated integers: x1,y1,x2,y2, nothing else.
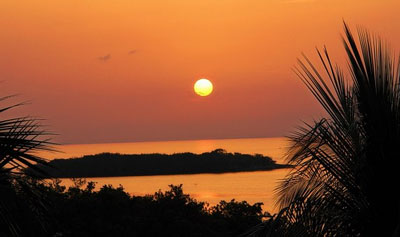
4,178,272,237
33,149,290,178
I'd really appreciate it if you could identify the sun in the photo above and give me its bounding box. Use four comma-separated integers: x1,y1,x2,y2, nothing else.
194,79,213,96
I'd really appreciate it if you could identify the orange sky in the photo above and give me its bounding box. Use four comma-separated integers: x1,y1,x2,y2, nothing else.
1,0,400,144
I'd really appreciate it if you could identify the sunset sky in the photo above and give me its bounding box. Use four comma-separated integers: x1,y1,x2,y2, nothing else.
1,0,400,144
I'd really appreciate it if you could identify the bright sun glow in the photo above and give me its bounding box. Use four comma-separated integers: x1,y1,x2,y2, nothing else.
194,79,213,96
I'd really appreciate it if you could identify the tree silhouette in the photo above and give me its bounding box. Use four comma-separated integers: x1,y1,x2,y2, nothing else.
269,22,400,236
0,95,54,236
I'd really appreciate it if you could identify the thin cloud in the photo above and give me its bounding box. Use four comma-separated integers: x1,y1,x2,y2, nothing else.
128,50,137,55
98,54,111,62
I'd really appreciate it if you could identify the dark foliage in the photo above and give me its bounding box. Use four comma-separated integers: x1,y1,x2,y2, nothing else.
249,22,400,236
12,179,268,237
0,95,55,236
31,149,290,178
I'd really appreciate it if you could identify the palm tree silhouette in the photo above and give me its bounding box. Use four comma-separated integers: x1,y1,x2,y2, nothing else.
269,23,400,236
0,95,54,236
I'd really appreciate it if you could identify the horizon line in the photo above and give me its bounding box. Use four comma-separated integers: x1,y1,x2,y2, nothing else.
56,135,287,147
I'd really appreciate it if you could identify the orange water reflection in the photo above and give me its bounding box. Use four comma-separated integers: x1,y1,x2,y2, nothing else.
61,169,290,213
47,137,291,213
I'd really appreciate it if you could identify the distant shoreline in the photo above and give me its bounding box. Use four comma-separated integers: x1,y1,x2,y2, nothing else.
33,149,292,178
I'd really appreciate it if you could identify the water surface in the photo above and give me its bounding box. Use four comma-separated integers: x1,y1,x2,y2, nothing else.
41,137,292,213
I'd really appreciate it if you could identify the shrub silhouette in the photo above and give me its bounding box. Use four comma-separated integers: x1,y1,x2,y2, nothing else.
15,180,270,236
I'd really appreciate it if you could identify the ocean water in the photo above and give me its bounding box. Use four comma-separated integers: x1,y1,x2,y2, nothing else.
40,137,292,213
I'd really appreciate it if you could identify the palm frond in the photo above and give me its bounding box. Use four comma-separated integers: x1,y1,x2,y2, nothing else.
266,22,400,236
0,95,56,236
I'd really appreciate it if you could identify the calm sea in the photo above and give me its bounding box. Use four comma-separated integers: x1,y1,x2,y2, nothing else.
40,137,292,213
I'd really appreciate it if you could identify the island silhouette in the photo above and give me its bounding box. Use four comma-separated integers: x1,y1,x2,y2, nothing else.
32,148,291,178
